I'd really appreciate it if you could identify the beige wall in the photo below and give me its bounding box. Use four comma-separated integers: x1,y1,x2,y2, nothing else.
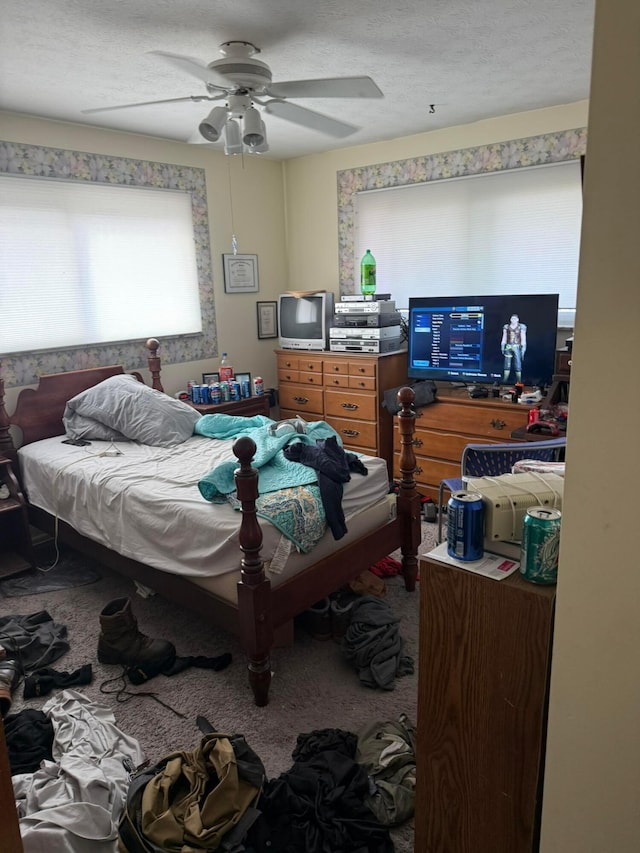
0,112,288,409
540,0,640,849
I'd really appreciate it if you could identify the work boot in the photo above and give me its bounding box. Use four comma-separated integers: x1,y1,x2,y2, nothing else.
0,656,23,717
97,597,176,682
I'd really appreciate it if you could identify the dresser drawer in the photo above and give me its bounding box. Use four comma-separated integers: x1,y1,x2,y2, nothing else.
278,367,300,383
298,371,324,385
325,389,377,421
277,354,299,371
348,360,376,378
324,373,350,389
406,429,502,464
298,356,323,374
323,359,350,376
349,374,376,391
325,415,377,452
278,383,324,416
393,453,459,487
417,401,527,438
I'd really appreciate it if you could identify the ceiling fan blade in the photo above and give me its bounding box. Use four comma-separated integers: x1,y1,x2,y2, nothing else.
263,100,359,138
149,50,231,90
266,76,383,99
82,95,221,115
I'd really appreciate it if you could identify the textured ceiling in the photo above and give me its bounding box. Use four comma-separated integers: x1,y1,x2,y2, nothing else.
0,0,595,160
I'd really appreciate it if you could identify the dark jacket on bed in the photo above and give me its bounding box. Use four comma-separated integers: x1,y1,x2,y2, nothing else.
283,436,368,540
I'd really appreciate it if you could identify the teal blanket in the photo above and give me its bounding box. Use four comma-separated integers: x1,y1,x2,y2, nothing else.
196,413,342,500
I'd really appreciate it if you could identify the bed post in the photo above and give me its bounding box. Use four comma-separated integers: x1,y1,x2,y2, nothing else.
233,435,273,707
145,338,164,392
0,361,18,473
396,386,421,592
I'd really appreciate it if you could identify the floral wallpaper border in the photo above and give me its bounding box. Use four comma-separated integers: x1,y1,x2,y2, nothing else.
337,127,587,294
0,140,216,388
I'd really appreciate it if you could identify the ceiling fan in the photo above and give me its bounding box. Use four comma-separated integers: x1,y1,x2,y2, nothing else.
82,41,384,154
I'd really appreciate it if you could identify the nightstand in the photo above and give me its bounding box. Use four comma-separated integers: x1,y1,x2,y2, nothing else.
189,395,271,417
0,458,35,578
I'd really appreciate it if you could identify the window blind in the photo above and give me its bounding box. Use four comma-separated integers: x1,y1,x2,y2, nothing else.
354,161,582,326
0,175,202,354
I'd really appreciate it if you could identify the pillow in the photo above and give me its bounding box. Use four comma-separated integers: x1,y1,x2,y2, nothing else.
63,374,201,446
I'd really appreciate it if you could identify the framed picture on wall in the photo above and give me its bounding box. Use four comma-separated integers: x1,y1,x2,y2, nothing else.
222,253,259,293
202,372,220,385
257,301,278,339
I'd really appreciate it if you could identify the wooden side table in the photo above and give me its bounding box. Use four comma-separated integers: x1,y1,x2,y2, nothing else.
0,457,35,578
415,554,556,853
189,395,271,418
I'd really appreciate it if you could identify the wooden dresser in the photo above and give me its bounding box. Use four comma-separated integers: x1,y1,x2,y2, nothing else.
276,349,408,471
393,387,530,499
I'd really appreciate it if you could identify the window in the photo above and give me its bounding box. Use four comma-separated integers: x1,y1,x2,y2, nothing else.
0,140,216,390
0,175,202,354
354,161,582,327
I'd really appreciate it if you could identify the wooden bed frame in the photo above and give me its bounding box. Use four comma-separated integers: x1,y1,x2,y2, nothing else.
0,339,421,706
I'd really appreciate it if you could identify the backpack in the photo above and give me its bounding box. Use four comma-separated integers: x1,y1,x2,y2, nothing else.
118,722,265,853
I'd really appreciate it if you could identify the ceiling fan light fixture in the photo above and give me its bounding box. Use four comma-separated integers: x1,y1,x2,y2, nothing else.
224,119,244,155
242,107,266,147
198,106,228,142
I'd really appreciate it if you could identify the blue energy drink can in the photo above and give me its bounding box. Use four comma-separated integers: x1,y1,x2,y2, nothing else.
447,491,485,562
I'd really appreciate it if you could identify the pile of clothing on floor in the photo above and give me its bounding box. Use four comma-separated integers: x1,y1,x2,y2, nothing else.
6,690,416,853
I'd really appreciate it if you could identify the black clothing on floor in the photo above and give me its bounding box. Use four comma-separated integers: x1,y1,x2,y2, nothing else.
4,708,54,775
246,728,393,853
23,663,93,699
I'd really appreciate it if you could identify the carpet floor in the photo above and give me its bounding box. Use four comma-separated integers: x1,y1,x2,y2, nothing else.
2,519,440,852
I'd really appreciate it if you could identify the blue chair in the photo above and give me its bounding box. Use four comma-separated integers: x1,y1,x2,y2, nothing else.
437,436,566,543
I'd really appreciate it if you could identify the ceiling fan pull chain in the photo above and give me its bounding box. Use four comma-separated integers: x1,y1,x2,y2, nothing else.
232,235,238,256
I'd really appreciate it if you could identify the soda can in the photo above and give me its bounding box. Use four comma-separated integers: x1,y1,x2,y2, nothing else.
219,381,230,402
241,379,251,398
253,376,264,396
190,383,201,404
199,384,210,404
447,491,484,562
230,380,241,401
528,407,540,424
209,383,221,404
520,507,562,585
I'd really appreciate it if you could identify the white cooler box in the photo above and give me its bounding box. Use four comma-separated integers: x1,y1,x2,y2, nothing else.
465,471,564,546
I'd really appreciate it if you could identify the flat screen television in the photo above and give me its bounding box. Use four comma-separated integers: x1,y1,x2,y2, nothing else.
278,292,335,350
407,293,559,387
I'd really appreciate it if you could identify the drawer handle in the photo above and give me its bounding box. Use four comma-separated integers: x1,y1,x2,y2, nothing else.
331,366,340,372
306,363,314,369
356,381,366,387
333,378,341,384
415,465,423,474
490,418,506,430
284,374,293,381
341,403,359,411
293,395,309,404
412,438,423,448
285,361,293,368
357,367,366,374
342,429,360,437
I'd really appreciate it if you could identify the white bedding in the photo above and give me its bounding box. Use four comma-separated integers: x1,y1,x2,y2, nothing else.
18,435,390,581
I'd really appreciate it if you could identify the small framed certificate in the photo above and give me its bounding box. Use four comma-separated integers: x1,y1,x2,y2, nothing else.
257,301,278,339
222,253,259,293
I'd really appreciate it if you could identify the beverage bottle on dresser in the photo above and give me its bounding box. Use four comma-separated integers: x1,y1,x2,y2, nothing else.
219,352,234,382
360,249,376,296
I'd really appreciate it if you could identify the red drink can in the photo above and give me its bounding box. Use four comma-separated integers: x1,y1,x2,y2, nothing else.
528,408,540,424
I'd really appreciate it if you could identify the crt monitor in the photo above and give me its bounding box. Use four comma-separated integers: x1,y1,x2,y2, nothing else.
407,293,559,387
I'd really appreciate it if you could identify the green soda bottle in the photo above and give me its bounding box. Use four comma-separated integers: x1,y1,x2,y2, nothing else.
360,249,376,296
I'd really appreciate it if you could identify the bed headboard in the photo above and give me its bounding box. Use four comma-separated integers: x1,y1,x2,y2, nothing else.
0,338,163,467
